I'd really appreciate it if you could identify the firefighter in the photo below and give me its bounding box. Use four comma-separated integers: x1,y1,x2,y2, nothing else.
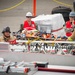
0,27,16,43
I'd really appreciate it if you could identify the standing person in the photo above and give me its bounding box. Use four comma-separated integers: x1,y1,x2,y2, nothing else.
23,12,36,31
0,27,16,44
65,11,75,37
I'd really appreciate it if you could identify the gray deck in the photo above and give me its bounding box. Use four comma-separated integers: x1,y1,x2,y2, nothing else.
0,71,75,75
0,51,75,66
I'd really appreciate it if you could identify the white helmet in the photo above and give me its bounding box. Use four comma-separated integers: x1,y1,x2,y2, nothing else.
26,12,33,18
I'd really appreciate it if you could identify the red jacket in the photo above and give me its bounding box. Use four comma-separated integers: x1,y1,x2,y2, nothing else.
23,20,36,30
66,21,75,37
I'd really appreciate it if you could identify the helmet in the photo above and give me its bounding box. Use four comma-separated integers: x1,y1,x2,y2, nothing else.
26,12,33,18
69,12,75,17
2,27,11,33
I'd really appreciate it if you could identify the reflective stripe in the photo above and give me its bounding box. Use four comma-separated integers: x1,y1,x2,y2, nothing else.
68,37,73,41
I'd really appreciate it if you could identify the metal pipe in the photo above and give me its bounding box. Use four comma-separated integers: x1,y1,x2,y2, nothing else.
33,0,36,17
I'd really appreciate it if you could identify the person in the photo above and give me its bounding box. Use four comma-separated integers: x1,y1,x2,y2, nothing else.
65,11,75,37
23,12,36,31
22,12,38,37
18,24,24,34
0,27,16,44
68,28,75,41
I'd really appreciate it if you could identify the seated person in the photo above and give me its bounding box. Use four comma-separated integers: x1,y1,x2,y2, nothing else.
22,12,38,37
23,12,36,31
0,27,16,44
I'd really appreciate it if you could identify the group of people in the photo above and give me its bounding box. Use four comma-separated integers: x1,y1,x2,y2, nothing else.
0,11,75,43
0,12,37,43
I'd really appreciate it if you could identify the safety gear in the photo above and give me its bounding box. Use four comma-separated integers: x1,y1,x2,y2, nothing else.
26,12,33,18
68,37,73,41
69,12,75,17
0,35,16,42
2,27,11,33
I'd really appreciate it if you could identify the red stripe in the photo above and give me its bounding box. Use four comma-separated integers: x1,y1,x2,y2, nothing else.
38,67,75,73
52,27,63,32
